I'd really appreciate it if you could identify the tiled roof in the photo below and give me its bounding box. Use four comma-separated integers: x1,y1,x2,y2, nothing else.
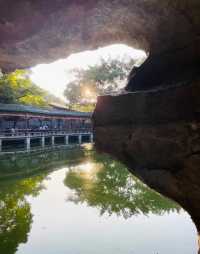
0,103,92,118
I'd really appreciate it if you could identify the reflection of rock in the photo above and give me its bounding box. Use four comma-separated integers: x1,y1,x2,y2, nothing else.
65,152,179,218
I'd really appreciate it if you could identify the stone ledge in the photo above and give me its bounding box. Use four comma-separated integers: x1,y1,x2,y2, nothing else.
93,81,200,126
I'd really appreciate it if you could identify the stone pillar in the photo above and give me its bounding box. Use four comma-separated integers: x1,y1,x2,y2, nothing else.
65,135,69,145
52,136,55,146
78,135,82,144
41,136,45,148
26,137,31,151
0,139,2,152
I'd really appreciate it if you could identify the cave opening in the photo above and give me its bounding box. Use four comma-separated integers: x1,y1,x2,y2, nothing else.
1,0,200,253
28,44,147,107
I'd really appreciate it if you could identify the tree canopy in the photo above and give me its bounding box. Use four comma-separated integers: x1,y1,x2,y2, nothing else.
64,57,137,106
0,70,47,106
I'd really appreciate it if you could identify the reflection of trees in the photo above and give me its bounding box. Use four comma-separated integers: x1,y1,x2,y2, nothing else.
65,152,180,218
0,148,85,179
0,146,181,253
0,147,88,254
0,175,45,254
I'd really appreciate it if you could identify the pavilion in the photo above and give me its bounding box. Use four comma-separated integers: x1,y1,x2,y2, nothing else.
0,103,92,132
0,103,93,152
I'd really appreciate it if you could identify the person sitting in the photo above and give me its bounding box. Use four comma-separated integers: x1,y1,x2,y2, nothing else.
11,128,15,136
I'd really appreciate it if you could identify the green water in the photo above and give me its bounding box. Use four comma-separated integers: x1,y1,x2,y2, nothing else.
0,147,197,254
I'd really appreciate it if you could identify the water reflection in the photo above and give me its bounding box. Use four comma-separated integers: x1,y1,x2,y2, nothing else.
0,148,86,254
65,151,180,218
0,148,85,179
0,148,197,254
0,176,45,254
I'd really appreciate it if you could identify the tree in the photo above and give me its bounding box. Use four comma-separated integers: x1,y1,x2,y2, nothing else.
0,70,47,106
64,57,137,106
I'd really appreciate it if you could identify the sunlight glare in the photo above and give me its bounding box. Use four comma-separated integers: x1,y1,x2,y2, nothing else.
30,44,146,100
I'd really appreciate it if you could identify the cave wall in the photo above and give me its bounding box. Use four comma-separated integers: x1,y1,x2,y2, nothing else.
93,80,200,230
0,0,200,71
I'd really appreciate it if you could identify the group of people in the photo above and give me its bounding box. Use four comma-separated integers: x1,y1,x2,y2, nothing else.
39,125,49,131
9,125,49,135
6,122,92,135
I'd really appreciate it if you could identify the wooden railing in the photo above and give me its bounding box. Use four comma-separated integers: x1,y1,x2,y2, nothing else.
0,127,93,138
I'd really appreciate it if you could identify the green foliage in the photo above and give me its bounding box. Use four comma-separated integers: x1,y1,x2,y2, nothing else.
0,175,45,254
69,103,95,112
64,57,136,105
0,70,47,106
64,81,83,105
0,148,86,179
0,148,87,254
0,148,86,254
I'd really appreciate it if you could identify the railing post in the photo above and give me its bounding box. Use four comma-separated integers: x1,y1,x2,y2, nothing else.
78,135,82,144
0,138,2,152
52,136,55,146
26,136,31,151
65,135,69,145
41,136,45,148
90,133,94,143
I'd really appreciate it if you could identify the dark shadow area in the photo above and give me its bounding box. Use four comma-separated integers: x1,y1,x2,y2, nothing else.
45,137,51,146
81,134,91,144
2,139,25,151
68,135,79,144
54,136,65,145
30,138,41,148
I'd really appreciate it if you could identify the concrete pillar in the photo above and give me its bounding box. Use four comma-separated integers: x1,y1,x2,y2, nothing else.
78,135,82,144
65,135,69,145
0,139,2,152
52,136,55,146
41,136,45,148
26,137,31,151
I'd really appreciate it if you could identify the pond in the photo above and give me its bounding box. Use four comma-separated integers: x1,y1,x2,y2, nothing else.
0,146,198,254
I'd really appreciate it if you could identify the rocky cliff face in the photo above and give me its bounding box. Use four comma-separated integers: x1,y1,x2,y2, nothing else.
1,0,200,251
93,51,200,251
93,81,200,230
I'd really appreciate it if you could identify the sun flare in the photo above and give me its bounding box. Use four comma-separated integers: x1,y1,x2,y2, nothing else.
30,44,146,100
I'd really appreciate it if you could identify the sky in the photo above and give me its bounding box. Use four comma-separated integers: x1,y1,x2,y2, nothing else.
30,44,146,100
